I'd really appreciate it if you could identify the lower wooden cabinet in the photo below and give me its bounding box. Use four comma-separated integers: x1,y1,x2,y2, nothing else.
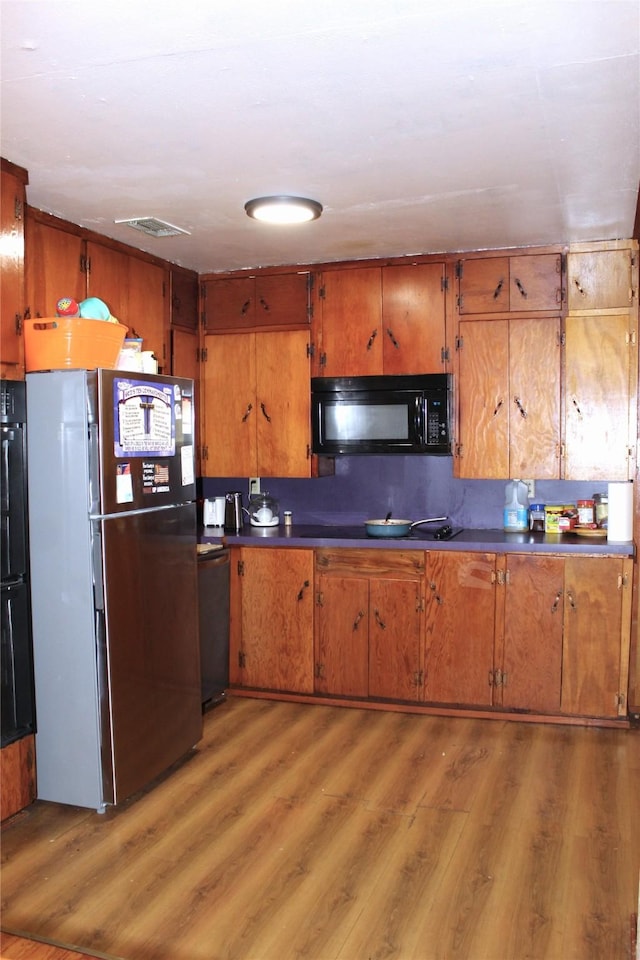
314,549,425,700
229,545,632,725
229,547,314,693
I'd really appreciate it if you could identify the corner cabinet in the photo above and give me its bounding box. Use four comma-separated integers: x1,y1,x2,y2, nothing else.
316,262,448,376
200,329,312,478
424,550,631,720
229,547,314,694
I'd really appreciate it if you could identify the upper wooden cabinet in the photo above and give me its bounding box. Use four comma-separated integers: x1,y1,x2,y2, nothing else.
457,315,561,479
563,313,637,481
170,266,198,331
567,246,636,312
25,215,85,319
202,271,311,333
316,262,448,376
1,160,28,376
456,253,564,315
201,329,312,478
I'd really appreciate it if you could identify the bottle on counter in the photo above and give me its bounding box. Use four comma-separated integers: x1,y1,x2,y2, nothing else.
529,502,545,532
504,479,529,532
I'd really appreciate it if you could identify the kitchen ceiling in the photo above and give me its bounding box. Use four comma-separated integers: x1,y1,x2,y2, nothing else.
1,0,639,275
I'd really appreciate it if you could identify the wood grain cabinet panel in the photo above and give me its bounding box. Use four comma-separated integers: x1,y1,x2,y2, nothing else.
499,554,564,713
457,253,563,315
424,551,496,706
202,272,310,332
201,329,311,478
25,216,85,320
563,313,636,481
230,547,314,694
567,248,635,312
457,316,561,479
317,262,447,376
1,162,27,375
315,549,424,701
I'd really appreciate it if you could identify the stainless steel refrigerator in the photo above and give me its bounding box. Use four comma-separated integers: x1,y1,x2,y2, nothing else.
27,369,202,812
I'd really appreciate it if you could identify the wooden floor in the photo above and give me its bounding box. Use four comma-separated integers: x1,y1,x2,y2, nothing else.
1,696,639,960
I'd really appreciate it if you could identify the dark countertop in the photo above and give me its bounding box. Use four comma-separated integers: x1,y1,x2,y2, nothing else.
199,523,635,556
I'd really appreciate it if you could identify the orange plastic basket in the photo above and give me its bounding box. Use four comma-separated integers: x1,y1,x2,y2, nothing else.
24,318,128,372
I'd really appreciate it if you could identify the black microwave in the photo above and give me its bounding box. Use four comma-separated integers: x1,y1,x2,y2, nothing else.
311,374,452,455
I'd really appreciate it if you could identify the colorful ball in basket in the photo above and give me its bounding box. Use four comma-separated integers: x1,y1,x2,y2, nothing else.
56,296,80,317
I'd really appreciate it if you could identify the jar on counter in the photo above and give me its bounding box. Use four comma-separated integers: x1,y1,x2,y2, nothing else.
529,503,545,532
593,493,608,527
577,499,595,525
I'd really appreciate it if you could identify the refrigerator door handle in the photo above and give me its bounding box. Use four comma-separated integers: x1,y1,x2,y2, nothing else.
91,521,105,611
88,421,101,516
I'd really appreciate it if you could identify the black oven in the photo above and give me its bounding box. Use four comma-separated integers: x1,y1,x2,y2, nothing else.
311,374,452,455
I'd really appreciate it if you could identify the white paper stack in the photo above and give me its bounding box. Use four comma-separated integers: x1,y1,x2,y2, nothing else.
607,481,634,541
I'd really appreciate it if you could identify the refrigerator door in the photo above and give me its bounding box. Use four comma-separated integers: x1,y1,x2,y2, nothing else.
1,419,28,582
93,370,196,516
95,502,201,805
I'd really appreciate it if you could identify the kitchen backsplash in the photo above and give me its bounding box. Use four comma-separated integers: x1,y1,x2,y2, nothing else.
200,457,609,530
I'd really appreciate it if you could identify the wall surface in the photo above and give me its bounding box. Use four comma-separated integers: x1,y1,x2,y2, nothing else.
200,459,607,530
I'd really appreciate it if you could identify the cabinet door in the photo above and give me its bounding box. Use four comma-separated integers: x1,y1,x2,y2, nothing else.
315,574,369,697
126,257,168,369
203,276,255,332
25,216,85,320
171,328,200,475
86,241,129,322
1,168,26,369
509,254,563,312
501,555,564,712
235,548,314,693
561,557,628,718
564,314,635,480
171,267,199,331
319,268,382,376
381,263,447,373
202,333,257,477
424,551,496,706
458,257,510,314
368,577,423,700
457,319,509,477
509,317,561,478
255,330,310,477
567,249,634,311
255,273,310,329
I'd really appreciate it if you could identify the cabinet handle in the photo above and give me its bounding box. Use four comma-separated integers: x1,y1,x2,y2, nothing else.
366,329,378,350
571,397,583,418
386,328,400,349
566,589,577,611
260,402,271,422
353,610,365,630
429,581,443,605
513,396,528,419
241,402,253,422
493,278,505,300
259,297,270,312
373,608,386,630
296,580,310,602
572,277,587,298
492,398,504,419
551,590,562,613
513,277,527,299
240,299,252,315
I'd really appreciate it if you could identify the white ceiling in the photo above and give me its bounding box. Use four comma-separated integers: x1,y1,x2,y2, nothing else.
1,0,639,275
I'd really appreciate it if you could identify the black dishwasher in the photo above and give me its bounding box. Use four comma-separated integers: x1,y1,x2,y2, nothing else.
197,545,230,710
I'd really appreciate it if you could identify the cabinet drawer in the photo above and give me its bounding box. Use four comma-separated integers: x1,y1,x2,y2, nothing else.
316,548,424,577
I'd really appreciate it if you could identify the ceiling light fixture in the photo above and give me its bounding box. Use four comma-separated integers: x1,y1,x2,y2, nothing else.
244,195,323,225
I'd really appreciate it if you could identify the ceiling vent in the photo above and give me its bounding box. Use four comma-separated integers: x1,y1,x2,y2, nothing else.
114,217,191,238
